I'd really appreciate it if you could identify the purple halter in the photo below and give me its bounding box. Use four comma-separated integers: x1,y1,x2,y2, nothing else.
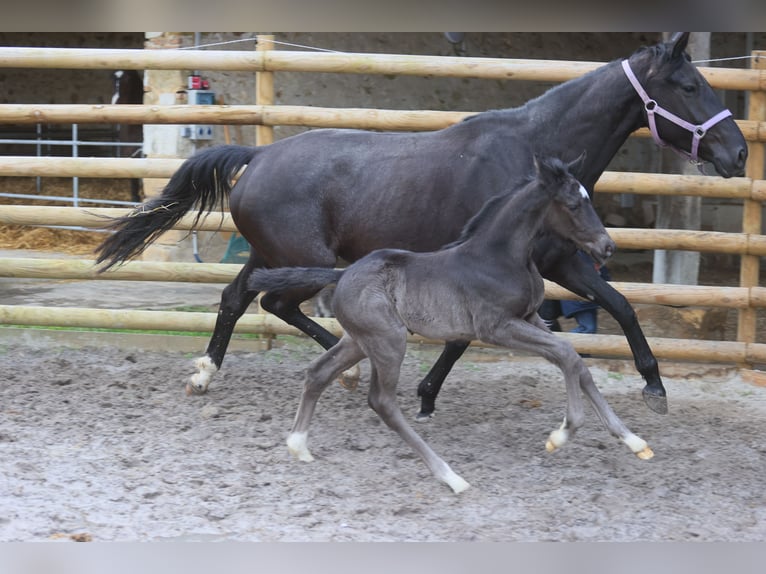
621,59,732,169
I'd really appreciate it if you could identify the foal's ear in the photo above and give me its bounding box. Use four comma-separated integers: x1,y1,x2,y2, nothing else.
670,32,690,60
566,151,587,179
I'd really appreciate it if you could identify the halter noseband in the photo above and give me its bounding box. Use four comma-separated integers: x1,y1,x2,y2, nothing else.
621,59,732,170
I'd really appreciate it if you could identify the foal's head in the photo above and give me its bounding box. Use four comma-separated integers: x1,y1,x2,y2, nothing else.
536,155,615,266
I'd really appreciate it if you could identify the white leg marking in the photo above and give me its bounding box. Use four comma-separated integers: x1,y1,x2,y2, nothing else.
286,432,314,462
625,433,654,460
187,355,217,394
545,419,570,452
443,469,471,494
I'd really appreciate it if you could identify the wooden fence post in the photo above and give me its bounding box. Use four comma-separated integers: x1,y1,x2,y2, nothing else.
255,34,275,146
737,50,766,353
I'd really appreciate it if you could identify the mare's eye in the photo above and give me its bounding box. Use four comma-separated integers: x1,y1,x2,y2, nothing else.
682,84,697,95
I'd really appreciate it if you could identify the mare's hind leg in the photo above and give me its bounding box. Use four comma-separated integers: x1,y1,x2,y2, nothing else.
287,334,366,462
415,340,471,421
187,250,262,394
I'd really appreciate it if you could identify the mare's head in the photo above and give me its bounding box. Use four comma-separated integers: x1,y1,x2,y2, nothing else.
536,154,615,266
626,32,747,177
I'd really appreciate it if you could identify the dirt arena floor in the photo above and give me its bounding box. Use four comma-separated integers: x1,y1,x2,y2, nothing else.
1,333,764,542
1,179,765,542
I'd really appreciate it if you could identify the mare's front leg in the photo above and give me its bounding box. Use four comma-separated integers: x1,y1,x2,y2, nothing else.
544,253,668,415
416,340,471,421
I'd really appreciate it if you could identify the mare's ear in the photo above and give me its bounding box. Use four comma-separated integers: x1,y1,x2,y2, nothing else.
670,32,689,60
566,151,587,179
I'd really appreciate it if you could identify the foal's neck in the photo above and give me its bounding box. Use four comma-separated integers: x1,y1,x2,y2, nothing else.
461,182,550,263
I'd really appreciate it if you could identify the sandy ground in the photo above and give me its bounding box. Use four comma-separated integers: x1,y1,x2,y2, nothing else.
1,334,764,542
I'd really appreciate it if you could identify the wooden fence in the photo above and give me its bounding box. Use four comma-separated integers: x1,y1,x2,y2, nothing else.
0,40,764,368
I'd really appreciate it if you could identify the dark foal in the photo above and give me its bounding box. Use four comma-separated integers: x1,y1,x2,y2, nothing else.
248,157,653,493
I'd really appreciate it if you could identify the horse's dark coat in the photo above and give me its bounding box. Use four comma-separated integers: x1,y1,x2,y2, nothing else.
95,34,747,416
246,157,649,493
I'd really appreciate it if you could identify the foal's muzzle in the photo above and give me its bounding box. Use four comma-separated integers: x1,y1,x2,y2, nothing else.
589,235,616,267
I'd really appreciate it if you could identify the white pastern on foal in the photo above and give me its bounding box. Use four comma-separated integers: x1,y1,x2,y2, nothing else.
186,355,218,395
545,419,570,452
625,434,654,460
442,470,471,494
287,432,315,462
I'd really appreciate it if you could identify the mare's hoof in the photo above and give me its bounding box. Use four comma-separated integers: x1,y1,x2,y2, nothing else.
636,446,654,460
185,382,208,396
414,410,434,423
642,385,668,415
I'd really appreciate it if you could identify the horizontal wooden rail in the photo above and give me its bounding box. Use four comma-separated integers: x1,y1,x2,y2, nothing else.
0,160,763,201
0,47,761,91
1,206,764,256
0,104,763,143
1,257,765,310
0,205,234,231
1,304,765,364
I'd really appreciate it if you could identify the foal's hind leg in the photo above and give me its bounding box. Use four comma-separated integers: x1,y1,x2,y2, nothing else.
287,334,366,462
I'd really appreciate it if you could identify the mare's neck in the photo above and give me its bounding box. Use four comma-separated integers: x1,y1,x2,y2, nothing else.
516,58,644,191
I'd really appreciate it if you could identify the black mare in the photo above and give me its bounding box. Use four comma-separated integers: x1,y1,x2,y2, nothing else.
247,156,652,493
112,70,144,203
96,33,747,418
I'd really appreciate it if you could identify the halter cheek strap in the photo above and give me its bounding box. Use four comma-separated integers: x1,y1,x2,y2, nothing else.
621,59,732,168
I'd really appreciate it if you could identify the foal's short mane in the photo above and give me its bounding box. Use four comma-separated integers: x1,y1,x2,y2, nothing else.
441,156,571,250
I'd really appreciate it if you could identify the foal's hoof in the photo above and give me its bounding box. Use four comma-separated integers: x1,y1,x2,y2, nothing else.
636,446,654,460
642,385,668,415
338,365,360,391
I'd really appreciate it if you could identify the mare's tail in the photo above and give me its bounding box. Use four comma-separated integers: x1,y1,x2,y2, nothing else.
247,267,343,294
95,145,257,270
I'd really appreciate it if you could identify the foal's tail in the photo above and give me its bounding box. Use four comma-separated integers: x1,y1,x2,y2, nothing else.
247,267,344,294
95,145,257,270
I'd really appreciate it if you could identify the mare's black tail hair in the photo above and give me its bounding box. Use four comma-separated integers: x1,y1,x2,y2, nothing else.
95,145,256,270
